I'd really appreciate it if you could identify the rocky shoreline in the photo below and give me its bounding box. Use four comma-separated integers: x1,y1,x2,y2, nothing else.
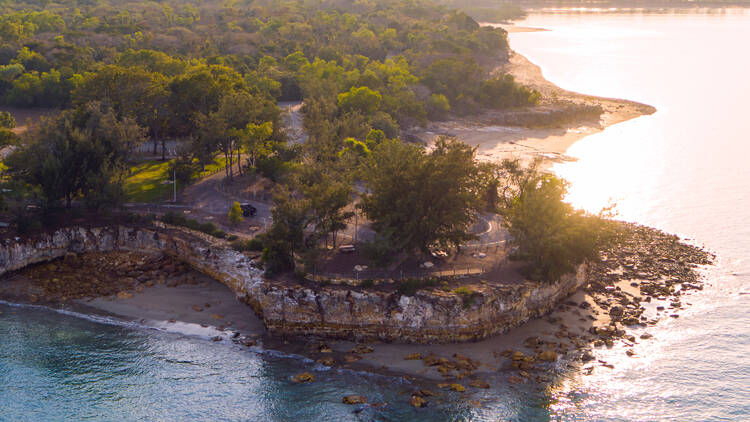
0,223,586,343
268,221,714,405
0,221,713,408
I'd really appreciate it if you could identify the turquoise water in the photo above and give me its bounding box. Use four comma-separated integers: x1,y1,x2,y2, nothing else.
0,302,555,421
3,11,750,422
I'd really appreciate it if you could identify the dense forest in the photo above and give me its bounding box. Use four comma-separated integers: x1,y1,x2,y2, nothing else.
0,0,605,282
0,0,535,113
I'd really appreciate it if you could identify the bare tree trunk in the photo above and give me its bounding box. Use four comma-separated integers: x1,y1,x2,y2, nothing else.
236,145,242,176
228,143,234,181
224,149,229,179
161,138,166,161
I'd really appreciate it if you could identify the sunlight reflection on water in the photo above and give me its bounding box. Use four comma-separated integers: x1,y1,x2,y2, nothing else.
510,10,750,421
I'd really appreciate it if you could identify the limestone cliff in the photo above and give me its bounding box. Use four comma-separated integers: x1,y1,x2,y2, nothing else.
0,224,585,343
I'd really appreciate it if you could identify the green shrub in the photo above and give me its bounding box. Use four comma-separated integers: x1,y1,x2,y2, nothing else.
453,286,480,308
231,236,265,252
13,209,42,234
359,279,375,288
161,211,226,239
227,234,239,241
228,201,244,226
396,277,439,296
124,212,155,225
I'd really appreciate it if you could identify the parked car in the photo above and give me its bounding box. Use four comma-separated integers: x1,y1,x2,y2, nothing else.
240,203,257,217
430,249,448,259
339,244,356,254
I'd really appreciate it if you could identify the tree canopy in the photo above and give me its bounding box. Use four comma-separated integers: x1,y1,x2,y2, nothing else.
6,103,145,208
497,161,613,283
360,136,482,255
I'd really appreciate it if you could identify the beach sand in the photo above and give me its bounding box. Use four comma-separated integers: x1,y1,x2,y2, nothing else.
76,273,659,386
413,51,656,168
81,279,266,335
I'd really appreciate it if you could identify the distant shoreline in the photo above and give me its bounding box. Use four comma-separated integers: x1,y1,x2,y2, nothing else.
413,45,656,168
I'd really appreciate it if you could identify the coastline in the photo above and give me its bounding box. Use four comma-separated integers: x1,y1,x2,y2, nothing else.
0,43,708,405
413,49,656,168
0,221,712,399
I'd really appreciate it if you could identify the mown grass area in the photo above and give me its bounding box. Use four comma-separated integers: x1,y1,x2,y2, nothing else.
197,154,228,178
124,160,172,203
124,155,230,203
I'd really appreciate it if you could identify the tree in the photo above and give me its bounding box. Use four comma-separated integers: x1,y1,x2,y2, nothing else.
72,65,169,157
421,58,483,105
233,121,273,170
263,185,311,275
360,137,481,255
337,86,382,115
0,111,15,128
211,90,280,180
7,104,145,208
228,201,244,226
479,74,540,108
500,166,611,283
426,93,450,119
0,111,17,147
297,164,354,248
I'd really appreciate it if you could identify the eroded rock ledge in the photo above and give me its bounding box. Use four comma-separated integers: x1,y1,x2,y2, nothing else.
0,224,585,343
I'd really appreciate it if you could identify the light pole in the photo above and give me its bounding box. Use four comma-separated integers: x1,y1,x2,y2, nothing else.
173,169,177,203
354,209,358,244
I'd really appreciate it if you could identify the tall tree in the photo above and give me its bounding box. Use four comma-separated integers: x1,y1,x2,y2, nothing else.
360,136,482,255
7,104,145,208
297,164,354,248
496,161,612,283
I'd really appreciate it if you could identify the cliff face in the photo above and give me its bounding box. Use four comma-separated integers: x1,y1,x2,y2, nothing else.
0,225,585,343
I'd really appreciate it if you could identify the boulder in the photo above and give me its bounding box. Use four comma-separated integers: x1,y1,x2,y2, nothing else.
609,305,624,318
316,357,335,367
409,395,427,408
342,395,366,405
413,389,436,397
352,344,374,354
537,350,558,362
343,354,362,363
468,379,490,389
291,372,315,383
437,383,465,392
116,291,133,300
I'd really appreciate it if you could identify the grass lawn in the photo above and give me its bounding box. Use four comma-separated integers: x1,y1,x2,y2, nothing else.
124,154,230,203
124,160,173,203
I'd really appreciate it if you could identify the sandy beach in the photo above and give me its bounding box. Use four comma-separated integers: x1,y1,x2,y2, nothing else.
51,263,609,383
412,50,656,168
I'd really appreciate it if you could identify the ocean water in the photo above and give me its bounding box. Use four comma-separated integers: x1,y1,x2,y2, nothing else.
509,10,750,421
2,10,750,422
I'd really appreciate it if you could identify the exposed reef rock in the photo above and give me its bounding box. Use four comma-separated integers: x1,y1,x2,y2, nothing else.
0,224,585,343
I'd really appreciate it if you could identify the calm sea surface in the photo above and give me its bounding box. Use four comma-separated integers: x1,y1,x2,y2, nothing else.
2,11,749,421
